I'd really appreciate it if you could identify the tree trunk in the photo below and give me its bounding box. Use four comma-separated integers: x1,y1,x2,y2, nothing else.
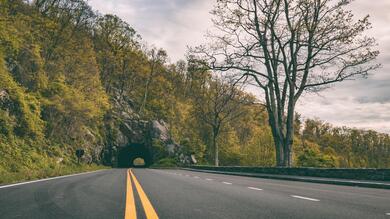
139,64,154,115
213,130,219,167
266,104,285,166
274,136,284,167
283,141,292,167
283,100,296,167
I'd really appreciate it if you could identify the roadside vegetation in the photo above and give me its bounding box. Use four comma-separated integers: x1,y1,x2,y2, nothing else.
0,162,106,185
151,158,178,168
0,0,389,184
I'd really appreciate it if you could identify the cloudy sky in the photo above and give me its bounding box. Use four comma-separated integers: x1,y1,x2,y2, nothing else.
88,0,390,133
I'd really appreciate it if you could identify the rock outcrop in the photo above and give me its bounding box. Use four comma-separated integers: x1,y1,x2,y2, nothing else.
101,94,194,166
0,89,11,110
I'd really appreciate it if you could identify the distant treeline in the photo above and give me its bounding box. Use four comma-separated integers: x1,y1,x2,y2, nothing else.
298,119,390,168
0,0,389,180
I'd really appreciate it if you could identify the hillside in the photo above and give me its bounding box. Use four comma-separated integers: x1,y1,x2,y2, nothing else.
0,0,389,184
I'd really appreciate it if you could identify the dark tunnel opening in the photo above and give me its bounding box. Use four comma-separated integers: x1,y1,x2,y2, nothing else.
117,143,152,168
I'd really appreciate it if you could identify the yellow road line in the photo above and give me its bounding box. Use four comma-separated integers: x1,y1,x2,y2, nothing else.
130,169,159,219
125,169,137,219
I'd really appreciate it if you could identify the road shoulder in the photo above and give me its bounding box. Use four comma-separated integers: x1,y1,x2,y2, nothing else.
182,168,390,189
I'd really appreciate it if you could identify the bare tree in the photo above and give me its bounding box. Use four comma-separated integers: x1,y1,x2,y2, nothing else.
191,0,379,167
193,77,251,166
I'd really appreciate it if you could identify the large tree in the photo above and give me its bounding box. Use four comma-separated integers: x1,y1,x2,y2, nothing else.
192,0,379,167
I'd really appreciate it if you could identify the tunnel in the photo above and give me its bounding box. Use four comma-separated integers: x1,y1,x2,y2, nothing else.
117,143,153,168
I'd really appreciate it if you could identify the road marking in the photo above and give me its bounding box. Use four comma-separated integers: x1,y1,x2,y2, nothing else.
125,170,137,219
0,169,106,189
193,176,200,179
386,213,390,216
291,195,320,202
222,182,232,185
130,170,159,219
205,178,214,181
248,187,263,191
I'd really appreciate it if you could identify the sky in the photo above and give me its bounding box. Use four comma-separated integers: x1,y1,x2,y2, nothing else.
88,0,390,133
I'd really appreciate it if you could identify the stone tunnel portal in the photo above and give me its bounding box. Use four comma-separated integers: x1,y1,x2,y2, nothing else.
117,143,152,168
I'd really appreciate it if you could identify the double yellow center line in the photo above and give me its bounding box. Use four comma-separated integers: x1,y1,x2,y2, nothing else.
125,169,159,219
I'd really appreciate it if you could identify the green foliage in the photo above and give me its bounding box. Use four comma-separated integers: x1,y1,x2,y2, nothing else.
152,158,177,168
239,125,276,167
0,0,109,182
0,53,44,138
180,138,206,164
0,0,388,184
151,139,169,161
296,148,337,168
300,119,390,168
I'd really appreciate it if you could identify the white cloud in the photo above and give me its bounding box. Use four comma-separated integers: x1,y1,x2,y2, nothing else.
88,0,213,61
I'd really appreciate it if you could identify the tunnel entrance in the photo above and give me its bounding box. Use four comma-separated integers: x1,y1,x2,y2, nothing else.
117,143,152,168
133,158,146,167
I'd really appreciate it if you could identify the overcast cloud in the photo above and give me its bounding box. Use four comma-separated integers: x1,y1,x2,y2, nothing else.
88,0,390,133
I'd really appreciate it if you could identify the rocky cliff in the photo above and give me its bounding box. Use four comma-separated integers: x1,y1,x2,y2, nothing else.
101,94,194,166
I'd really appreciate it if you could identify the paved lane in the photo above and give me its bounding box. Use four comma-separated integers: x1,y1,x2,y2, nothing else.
0,168,389,219
134,169,390,219
0,169,127,219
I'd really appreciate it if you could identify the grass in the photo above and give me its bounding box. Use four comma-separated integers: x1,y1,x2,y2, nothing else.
0,164,110,185
0,136,111,185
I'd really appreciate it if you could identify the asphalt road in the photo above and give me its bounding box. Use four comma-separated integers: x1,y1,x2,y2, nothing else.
0,168,389,219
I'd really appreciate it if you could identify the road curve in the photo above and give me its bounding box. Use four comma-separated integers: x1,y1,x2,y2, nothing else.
0,168,389,219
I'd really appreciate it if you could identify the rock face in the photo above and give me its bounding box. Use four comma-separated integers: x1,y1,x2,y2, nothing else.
81,127,104,164
0,89,12,110
150,119,197,165
151,120,170,143
0,89,9,100
1,87,194,166
101,94,149,166
102,94,194,166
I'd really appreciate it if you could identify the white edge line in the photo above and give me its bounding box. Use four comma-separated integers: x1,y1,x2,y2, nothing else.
291,195,320,202
0,169,106,189
248,187,263,191
222,182,233,185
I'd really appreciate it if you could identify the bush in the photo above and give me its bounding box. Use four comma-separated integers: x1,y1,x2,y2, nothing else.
152,139,169,161
297,148,337,168
152,158,177,168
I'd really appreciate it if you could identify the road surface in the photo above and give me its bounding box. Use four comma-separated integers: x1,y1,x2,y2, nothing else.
0,168,389,219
